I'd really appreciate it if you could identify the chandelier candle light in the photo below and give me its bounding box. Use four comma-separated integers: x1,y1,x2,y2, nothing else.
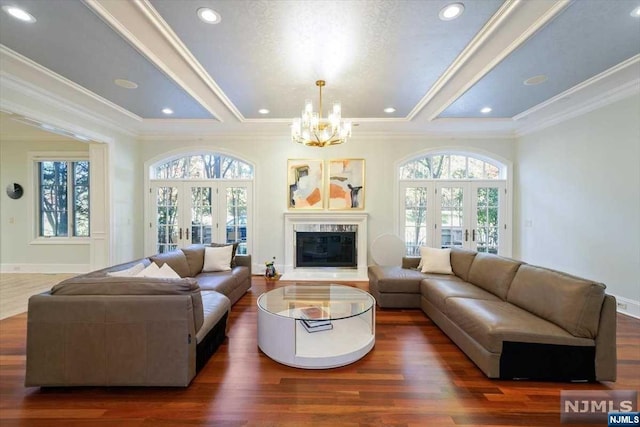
292,80,352,147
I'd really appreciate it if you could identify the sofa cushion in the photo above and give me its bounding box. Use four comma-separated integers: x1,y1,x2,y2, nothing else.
367,265,426,294
196,271,240,296
420,247,453,274
421,278,500,315
467,253,522,300
197,291,231,344
506,264,605,339
51,276,200,295
149,250,191,278
182,244,206,276
445,298,595,353
450,248,477,282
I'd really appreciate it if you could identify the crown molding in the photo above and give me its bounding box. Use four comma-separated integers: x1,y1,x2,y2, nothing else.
0,72,132,142
408,0,572,122
514,55,640,121
85,0,232,123
515,78,640,137
132,0,244,122
0,45,141,124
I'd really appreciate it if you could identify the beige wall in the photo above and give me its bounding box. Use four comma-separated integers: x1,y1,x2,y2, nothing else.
515,94,640,313
141,134,515,269
0,139,91,271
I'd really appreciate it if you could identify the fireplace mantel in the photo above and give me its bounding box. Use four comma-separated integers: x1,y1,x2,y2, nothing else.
282,213,368,281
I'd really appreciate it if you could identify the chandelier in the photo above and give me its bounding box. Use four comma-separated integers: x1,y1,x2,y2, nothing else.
291,80,352,147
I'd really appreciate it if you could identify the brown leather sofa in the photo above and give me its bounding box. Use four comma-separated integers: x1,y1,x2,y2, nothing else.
25,244,251,387
368,248,616,382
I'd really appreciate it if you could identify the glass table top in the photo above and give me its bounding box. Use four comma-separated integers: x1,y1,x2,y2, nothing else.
257,284,375,321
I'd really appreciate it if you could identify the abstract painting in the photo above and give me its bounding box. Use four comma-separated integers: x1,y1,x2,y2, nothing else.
328,159,365,210
287,159,324,209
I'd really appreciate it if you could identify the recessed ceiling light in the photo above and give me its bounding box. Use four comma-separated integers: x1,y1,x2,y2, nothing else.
523,75,548,86
162,108,174,115
258,108,270,115
631,6,640,17
197,7,221,24
114,78,138,89
383,107,396,114
2,5,36,23
480,107,492,114
439,3,464,21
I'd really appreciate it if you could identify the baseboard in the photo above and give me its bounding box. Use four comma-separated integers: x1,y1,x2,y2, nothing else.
611,294,640,319
0,263,91,274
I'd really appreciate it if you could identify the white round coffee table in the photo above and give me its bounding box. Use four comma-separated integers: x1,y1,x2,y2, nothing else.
257,284,375,369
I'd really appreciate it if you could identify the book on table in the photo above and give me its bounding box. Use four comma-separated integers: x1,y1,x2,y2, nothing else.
300,320,333,333
299,306,330,321
299,306,332,332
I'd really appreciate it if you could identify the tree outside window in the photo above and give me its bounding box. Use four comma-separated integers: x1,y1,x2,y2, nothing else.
39,160,90,237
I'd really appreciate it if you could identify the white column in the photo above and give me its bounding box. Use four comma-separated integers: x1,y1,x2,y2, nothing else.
89,143,111,270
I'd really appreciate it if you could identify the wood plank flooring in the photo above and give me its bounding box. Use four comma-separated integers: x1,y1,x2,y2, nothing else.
0,277,638,426
0,273,75,320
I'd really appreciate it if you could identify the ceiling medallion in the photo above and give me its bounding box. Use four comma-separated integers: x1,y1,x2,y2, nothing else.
291,80,352,148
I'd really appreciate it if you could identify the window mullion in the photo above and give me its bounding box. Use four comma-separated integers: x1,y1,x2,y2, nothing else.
68,161,74,237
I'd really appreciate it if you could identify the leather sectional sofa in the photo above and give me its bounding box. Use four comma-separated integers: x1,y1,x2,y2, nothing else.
368,248,616,382
25,244,251,387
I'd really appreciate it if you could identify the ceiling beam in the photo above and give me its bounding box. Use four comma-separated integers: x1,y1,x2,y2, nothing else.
410,0,572,122
85,0,241,123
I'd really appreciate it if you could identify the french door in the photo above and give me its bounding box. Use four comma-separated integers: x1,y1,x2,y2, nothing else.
400,180,508,256
148,180,251,255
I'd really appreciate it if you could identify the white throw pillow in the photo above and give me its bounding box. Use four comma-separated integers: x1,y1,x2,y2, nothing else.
135,262,160,277
107,262,145,277
416,246,426,270
157,263,180,279
420,247,453,275
203,245,233,272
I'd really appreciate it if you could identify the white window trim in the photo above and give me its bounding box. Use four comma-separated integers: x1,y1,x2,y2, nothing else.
28,151,90,245
143,148,257,258
394,148,513,257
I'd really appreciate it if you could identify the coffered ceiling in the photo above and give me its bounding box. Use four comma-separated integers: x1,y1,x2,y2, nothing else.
0,0,639,138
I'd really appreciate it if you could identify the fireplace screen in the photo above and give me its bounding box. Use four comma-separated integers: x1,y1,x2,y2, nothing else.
295,231,357,268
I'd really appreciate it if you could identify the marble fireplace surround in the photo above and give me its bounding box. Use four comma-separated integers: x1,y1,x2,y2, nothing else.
281,213,368,281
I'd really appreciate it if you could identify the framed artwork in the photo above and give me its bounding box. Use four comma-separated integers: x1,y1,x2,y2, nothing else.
287,159,324,209
328,159,365,210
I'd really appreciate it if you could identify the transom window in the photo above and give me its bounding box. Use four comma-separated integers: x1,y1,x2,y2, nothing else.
153,154,253,180
399,153,502,180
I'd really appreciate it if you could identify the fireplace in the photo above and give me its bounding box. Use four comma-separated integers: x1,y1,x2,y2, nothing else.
282,213,368,281
295,231,357,268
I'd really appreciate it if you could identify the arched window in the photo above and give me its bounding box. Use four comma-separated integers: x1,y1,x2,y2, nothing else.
399,153,503,180
398,151,510,257
147,152,254,255
153,153,253,180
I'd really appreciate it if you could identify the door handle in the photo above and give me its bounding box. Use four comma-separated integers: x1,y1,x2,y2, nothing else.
186,228,190,240
179,228,183,240
472,229,476,242
464,229,469,241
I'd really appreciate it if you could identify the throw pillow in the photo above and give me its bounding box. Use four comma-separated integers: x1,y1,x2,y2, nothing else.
203,245,233,272
416,247,426,270
420,247,453,275
107,262,145,277
156,263,181,279
135,262,160,277
210,242,239,267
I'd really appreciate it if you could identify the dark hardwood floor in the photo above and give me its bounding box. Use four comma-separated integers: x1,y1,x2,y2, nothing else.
1,278,638,426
